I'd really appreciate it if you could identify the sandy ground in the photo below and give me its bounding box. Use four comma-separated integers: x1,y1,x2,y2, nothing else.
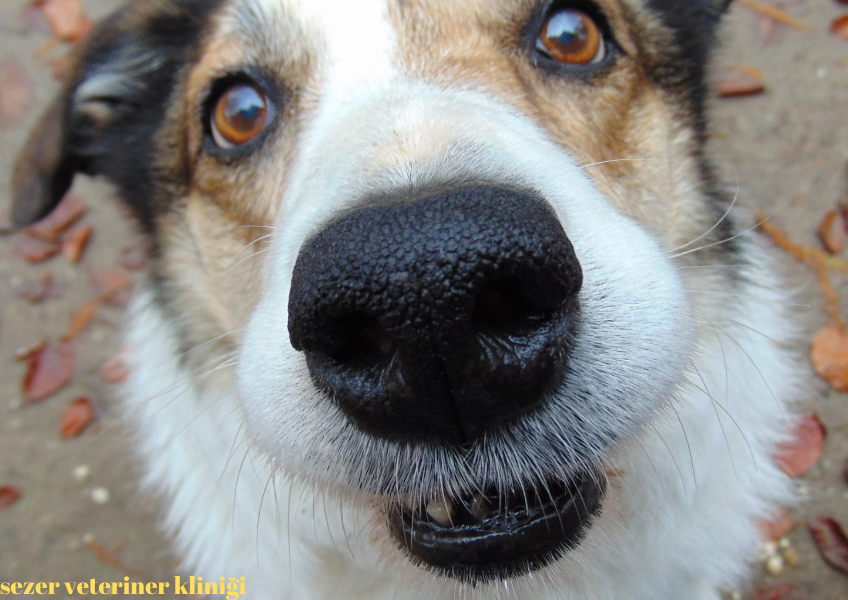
0,0,847,598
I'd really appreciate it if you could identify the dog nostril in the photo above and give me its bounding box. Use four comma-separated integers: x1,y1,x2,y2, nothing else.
330,314,394,364
472,279,554,335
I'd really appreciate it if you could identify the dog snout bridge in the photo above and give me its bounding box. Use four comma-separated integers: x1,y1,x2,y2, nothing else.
287,185,582,444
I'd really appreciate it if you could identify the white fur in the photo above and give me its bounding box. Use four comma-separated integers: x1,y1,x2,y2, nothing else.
119,2,800,598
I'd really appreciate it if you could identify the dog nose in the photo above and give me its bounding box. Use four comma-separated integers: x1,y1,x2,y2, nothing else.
288,186,582,444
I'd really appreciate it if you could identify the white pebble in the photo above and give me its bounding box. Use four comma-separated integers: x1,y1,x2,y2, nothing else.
7,399,21,410
73,465,90,482
91,487,110,504
765,555,784,576
82,533,94,544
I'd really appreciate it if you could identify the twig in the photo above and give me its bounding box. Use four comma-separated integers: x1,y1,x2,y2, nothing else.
738,0,815,33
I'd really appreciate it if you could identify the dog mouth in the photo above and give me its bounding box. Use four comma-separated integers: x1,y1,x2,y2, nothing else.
386,470,605,582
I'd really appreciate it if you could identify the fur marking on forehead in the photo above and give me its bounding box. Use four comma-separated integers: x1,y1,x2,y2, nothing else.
251,0,396,92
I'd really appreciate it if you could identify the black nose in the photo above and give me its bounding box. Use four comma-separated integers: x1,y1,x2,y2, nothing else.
287,186,582,444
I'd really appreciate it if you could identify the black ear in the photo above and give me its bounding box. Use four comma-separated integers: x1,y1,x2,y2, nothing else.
11,0,222,230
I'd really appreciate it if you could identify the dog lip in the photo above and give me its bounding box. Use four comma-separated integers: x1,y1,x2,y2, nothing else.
386,471,605,582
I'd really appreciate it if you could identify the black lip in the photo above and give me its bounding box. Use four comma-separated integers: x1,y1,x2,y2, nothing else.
386,471,605,582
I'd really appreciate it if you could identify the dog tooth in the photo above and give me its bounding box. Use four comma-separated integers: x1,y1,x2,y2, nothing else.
425,498,454,526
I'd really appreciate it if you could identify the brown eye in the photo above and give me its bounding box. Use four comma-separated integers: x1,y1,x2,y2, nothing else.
537,9,605,66
211,83,271,148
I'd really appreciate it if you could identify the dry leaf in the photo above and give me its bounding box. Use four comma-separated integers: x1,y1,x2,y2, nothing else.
59,396,94,438
63,297,101,342
90,269,133,308
809,516,848,574
83,536,149,579
775,414,825,477
0,485,21,509
13,232,60,263
738,0,815,32
758,508,794,541
62,224,92,263
0,57,33,128
14,339,47,361
27,193,87,241
811,325,848,391
42,0,92,43
119,243,148,270
23,342,75,401
717,77,765,98
101,349,130,383
754,583,812,600
818,210,847,254
832,15,848,40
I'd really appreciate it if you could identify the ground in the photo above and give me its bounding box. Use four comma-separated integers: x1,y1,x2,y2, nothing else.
0,0,847,598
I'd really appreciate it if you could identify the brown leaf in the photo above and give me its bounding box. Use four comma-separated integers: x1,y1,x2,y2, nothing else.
809,516,848,574
83,536,149,579
119,243,148,270
818,210,847,254
0,485,22,509
101,349,130,383
754,583,812,600
23,342,75,401
59,396,94,438
13,232,60,263
90,269,133,308
27,193,87,241
758,508,794,541
0,57,33,128
832,15,848,40
717,77,765,98
738,0,815,32
776,414,826,477
63,297,101,342
811,325,848,391
62,224,92,264
14,339,47,361
42,0,92,43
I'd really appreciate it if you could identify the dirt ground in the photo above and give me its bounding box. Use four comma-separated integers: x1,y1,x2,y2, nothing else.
0,1,847,598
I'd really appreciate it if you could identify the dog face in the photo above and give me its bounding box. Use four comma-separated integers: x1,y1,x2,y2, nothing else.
14,0,744,587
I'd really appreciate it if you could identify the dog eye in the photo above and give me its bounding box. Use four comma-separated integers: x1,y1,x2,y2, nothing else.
536,8,605,65
210,82,273,148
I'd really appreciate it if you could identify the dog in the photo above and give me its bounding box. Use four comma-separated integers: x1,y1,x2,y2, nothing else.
11,0,802,598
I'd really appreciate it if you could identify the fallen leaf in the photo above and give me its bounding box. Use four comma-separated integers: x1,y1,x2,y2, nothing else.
811,325,848,391
717,77,765,98
809,516,848,574
832,15,848,40
27,193,87,241
119,243,148,270
738,0,815,32
0,57,33,128
15,270,54,303
0,485,21,509
42,0,92,43
59,396,94,438
101,349,129,383
13,232,60,263
13,339,47,361
90,269,133,308
818,210,846,254
758,508,794,541
62,224,92,263
83,536,149,579
754,583,812,600
63,297,101,342
23,342,75,401
775,414,826,477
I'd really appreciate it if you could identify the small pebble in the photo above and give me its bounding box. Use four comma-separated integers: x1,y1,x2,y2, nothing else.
82,532,94,544
90,487,110,504
783,547,800,567
7,399,21,410
73,465,90,482
765,555,784,576
817,67,828,79
778,537,791,549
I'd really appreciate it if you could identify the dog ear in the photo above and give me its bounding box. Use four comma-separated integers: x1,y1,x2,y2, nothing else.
11,0,220,229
